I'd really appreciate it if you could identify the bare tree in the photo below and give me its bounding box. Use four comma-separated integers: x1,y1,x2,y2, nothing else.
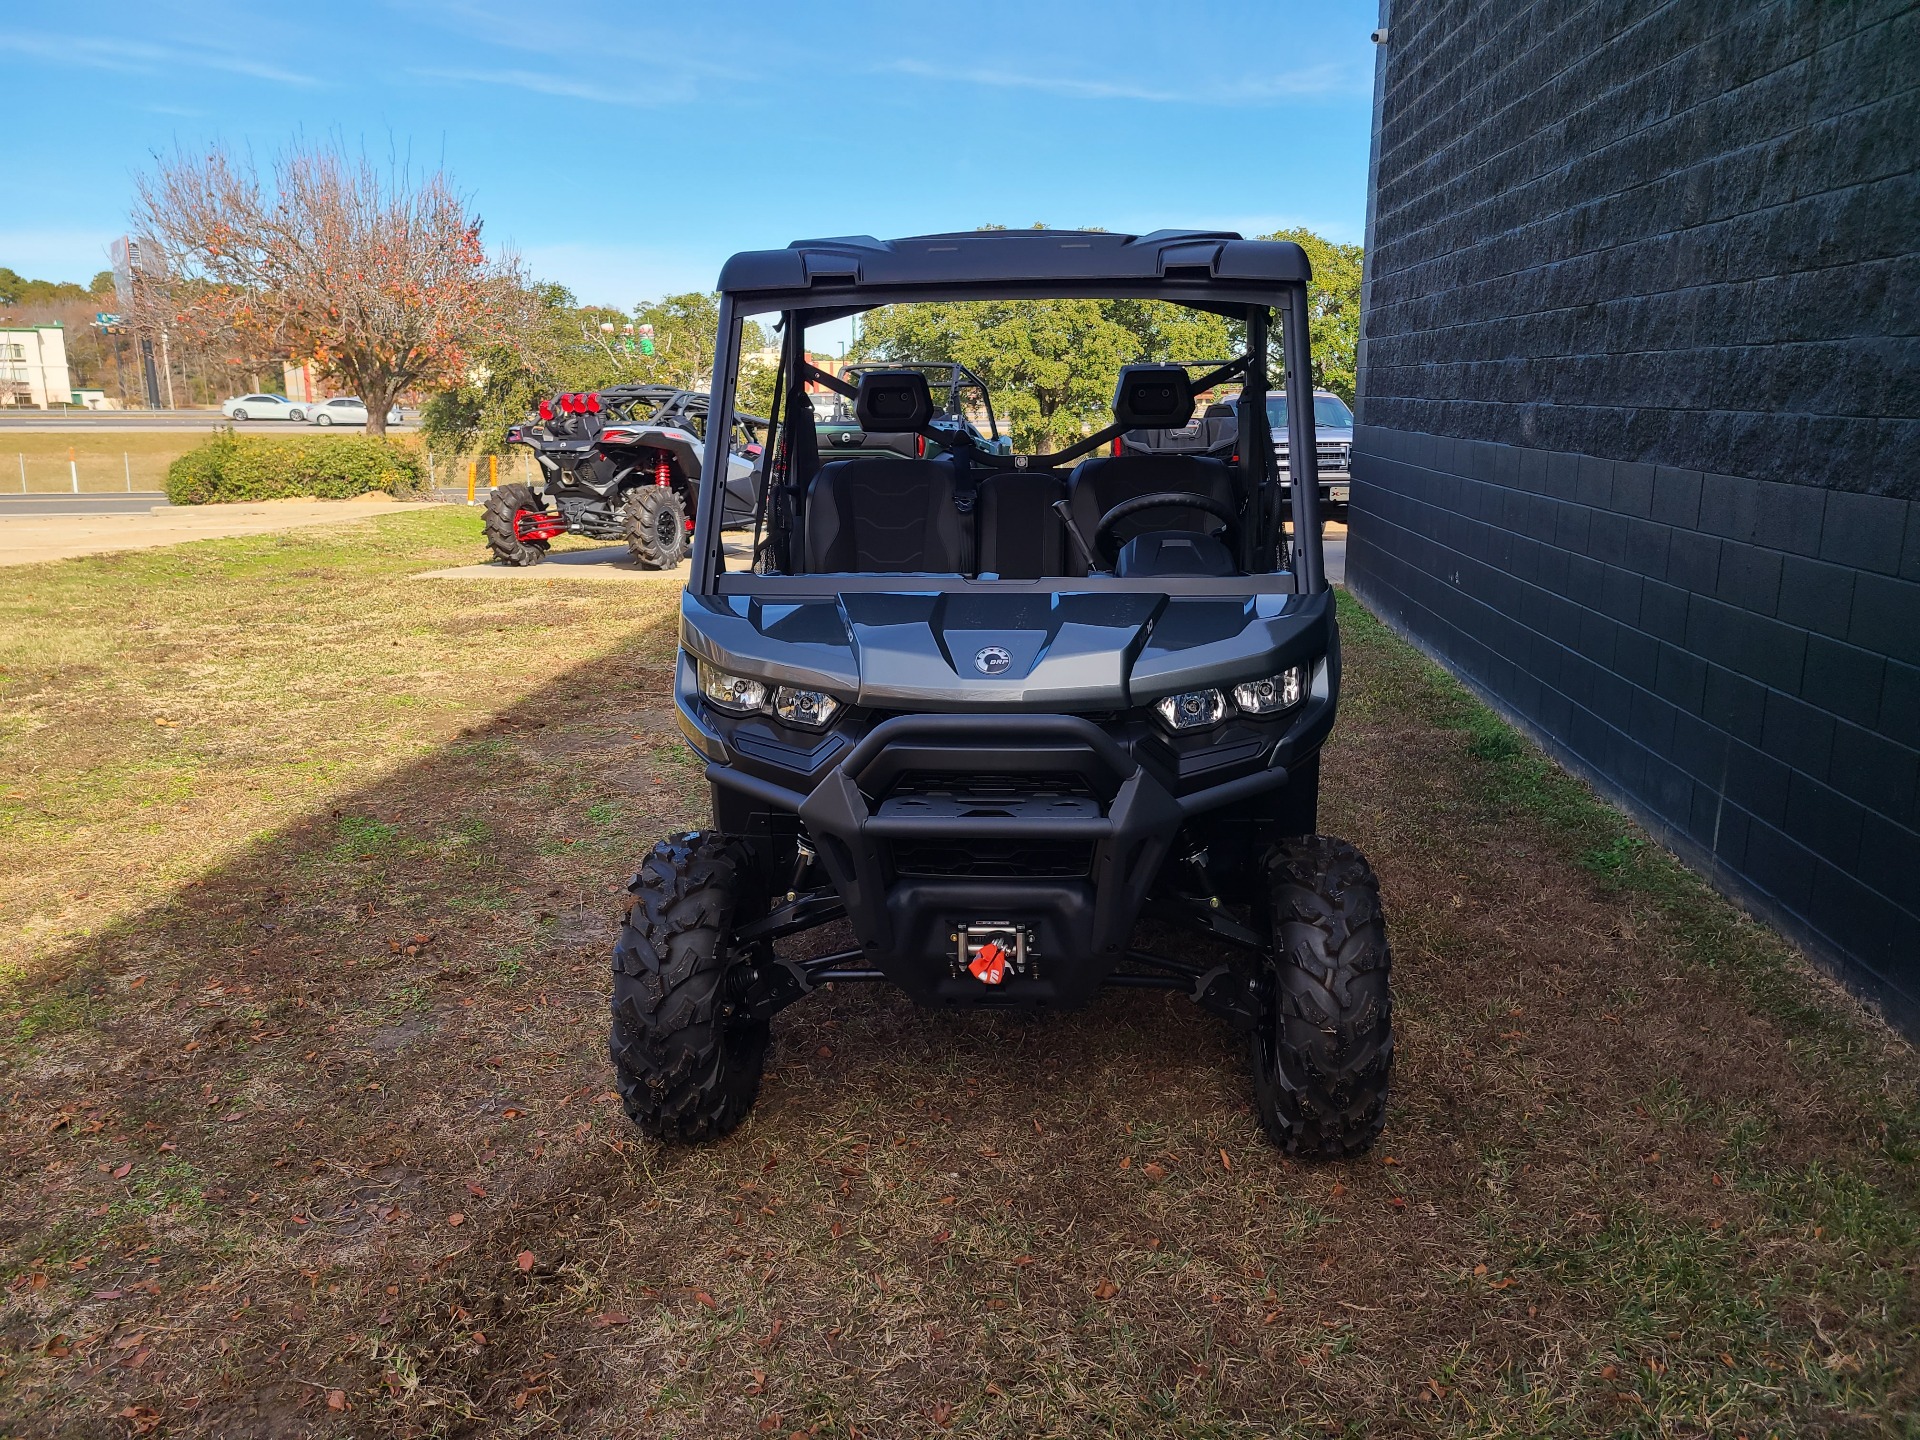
131,143,520,436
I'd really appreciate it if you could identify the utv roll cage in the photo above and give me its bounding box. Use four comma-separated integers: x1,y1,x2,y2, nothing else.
531,383,768,447
613,230,1395,1157
687,229,1328,597
825,360,1003,441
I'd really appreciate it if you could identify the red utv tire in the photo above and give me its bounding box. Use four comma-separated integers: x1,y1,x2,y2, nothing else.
484,482,552,566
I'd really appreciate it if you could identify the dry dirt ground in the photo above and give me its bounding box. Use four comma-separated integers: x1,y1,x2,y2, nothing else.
0,509,1914,1438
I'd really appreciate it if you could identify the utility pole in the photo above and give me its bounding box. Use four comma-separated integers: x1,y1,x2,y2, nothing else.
160,329,176,409
139,335,162,409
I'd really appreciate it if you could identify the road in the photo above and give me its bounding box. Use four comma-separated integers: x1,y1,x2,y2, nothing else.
0,492,169,516
0,413,416,433
0,496,433,567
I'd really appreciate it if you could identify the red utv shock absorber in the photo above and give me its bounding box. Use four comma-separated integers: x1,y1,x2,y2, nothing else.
654,456,671,487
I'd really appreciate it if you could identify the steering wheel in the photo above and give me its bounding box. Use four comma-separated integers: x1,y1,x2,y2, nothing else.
1092,491,1238,567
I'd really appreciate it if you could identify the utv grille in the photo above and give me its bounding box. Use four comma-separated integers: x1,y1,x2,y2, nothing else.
887,772,1094,800
888,838,1095,879
878,772,1100,878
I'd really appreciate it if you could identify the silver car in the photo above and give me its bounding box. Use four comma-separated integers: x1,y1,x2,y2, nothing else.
222,393,307,422
308,396,404,427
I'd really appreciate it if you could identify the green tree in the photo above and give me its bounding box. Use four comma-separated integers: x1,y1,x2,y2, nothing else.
420,287,768,454
0,267,93,307
1260,227,1363,404
846,226,1362,445
853,298,1235,452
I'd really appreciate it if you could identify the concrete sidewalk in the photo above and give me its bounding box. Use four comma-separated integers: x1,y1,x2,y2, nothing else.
0,496,437,566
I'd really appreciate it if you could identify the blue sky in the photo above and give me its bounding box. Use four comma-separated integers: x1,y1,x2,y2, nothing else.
3,1,1379,310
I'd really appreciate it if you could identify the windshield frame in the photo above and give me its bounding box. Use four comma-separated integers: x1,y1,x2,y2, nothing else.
689,276,1328,598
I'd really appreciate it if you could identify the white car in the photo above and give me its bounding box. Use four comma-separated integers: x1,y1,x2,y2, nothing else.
308,396,404,427
222,393,307,422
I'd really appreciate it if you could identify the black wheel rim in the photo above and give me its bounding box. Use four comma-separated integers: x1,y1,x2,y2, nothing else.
1252,961,1281,1087
656,507,677,547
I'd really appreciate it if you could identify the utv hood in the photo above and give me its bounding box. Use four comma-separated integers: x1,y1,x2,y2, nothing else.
680,588,1334,711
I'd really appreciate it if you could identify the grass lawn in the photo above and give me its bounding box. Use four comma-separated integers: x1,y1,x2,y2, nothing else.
0,509,1914,1437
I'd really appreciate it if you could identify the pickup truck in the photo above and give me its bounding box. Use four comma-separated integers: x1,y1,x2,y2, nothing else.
1121,387,1354,514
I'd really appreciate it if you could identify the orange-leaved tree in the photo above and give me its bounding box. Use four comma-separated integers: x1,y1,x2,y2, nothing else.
131,143,522,436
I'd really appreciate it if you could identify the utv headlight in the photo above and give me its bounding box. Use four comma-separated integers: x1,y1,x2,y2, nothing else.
1232,665,1306,715
697,659,769,715
773,686,840,730
1153,688,1227,732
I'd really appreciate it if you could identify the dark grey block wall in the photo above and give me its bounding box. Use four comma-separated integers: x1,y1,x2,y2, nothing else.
1348,0,1920,1032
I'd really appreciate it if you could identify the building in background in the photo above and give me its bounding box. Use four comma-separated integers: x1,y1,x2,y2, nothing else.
1347,2,1918,1034
0,323,73,407
283,361,323,404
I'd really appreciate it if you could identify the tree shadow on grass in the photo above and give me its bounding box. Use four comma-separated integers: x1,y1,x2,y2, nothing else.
2,600,1917,1439
0,615,1251,1438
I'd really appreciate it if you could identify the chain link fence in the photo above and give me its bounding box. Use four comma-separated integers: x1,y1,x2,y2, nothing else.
7,449,173,494
5,445,542,500
422,449,540,504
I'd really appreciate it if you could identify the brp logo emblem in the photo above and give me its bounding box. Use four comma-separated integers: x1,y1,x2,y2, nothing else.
974,645,1013,676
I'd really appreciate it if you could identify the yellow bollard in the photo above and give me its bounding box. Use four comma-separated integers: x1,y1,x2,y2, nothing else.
467,460,477,504
489,454,499,489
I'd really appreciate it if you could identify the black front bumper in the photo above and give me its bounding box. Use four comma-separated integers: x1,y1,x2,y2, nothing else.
800,713,1208,1007
679,675,1332,1009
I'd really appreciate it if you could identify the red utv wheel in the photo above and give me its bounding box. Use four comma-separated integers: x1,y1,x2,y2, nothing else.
484,482,556,566
623,483,688,570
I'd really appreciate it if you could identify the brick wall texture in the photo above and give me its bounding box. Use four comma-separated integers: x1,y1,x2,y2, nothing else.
1347,0,1920,1032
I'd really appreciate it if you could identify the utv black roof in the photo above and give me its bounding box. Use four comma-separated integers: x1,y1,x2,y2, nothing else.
717,229,1311,304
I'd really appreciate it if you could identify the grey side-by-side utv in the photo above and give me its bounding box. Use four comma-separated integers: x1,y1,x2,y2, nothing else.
491,385,766,570
612,229,1392,1157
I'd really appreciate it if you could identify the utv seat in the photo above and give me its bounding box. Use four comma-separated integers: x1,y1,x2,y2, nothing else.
1064,454,1239,575
803,456,964,573
977,472,1067,578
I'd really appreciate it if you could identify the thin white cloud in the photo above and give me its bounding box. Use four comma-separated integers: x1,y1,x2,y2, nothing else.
0,32,319,86
882,58,1360,105
401,0,744,78
410,66,693,108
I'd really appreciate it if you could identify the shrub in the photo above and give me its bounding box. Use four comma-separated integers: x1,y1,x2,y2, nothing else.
165,429,427,505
